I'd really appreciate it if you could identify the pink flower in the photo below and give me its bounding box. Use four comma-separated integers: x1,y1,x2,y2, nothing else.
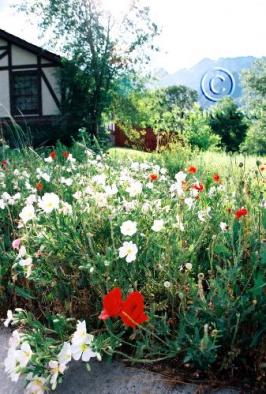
12,239,21,250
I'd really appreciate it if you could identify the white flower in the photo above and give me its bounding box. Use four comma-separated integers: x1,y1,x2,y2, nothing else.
120,220,137,236
44,156,53,163
58,342,72,366
49,360,66,390
119,241,138,263
38,193,60,213
4,310,13,327
198,207,211,222
220,222,228,232
151,219,164,232
142,202,150,214
126,180,142,197
18,245,27,258
92,174,106,186
67,153,76,163
16,342,32,368
164,281,171,288
73,191,83,200
4,347,20,382
0,198,6,209
184,197,194,210
60,177,73,186
175,171,187,182
19,205,35,224
59,201,73,215
18,257,33,278
185,263,193,271
104,184,118,196
71,321,100,362
8,330,21,349
170,182,184,197
25,374,46,394
26,194,37,205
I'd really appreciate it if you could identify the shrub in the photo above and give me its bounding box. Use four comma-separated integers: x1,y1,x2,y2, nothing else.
0,142,265,391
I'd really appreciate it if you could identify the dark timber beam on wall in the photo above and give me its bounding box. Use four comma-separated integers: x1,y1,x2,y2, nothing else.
0,46,8,50
37,56,43,116
0,50,8,60
40,69,61,110
7,41,12,115
0,63,57,71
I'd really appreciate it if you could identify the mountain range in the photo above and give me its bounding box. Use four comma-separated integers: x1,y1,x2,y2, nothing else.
152,56,258,107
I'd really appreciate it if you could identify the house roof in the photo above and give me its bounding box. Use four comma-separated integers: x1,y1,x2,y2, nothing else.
0,29,61,64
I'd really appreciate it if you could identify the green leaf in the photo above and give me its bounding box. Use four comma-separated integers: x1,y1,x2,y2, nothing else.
14,286,36,300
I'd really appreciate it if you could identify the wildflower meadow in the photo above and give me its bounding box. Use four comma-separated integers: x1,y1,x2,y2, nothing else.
0,142,265,392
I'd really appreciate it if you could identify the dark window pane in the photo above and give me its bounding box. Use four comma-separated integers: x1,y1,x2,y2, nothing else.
12,71,39,115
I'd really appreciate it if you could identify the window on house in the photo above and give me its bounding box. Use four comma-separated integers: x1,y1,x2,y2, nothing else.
11,71,40,115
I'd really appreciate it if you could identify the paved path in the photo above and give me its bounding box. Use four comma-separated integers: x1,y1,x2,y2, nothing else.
0,328,240,394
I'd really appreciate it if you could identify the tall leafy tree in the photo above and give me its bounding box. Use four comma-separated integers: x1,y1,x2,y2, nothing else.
18,0,159,138
208,97,248,151
241,58,266,154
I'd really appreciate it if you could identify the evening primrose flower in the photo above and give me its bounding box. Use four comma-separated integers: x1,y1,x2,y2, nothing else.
151,219,164,232
119,241,138,263
19,257,33,278
25,374,46,394
16,342,32,368
71,321,101,362
126,180,142,197
19,205,36,224
58,342,72,366
4,347,20,382
38,193,60,213
49,360,66,390
120,220,137,236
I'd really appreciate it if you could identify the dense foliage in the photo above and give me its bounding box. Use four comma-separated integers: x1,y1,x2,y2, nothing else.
0,142,265,392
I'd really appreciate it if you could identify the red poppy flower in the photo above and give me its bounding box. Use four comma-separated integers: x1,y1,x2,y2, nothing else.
120,291,148,328
49,151,57,160
36,182,43,191
187,166,197,174
1,160,8,169
149,173,158,182
63,151,70,159
192,183,204,192
99,288,148,328
213,173,221,183
235,208,248,219
99,287,123,320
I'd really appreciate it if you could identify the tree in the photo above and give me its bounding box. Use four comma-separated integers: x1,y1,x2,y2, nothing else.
162,85,198,112
19,0,159,138
208,97,248,151
184,105,220,151
241,58,266,154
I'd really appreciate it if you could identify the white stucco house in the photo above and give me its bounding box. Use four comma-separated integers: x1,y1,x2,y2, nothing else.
0,29,61,134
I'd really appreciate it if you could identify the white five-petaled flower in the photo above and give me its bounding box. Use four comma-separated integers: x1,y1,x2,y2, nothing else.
58,342,72,366
25,373,46,394
151,219,164,232
19,205,36,224
16,342,33,368
71,321,101,362
49,360,66,390
220,222,228,232
120,220,137,237
38,193,60,213
126,180,142,197
119,241,138,263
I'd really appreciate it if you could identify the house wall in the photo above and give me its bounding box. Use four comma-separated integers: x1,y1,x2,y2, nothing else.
0,38,10,116
42,67,61,116
0,41,60,119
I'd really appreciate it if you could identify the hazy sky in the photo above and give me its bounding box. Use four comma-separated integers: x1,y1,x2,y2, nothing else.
0,0,265,72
